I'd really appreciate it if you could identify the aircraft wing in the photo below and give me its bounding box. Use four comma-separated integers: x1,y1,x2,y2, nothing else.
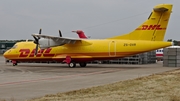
32,34,92,48
32,34,82,42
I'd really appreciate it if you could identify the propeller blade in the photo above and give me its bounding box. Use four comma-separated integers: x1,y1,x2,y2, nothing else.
39,28,42,34
33,35,39,44
33,36,38,41
34,44,39,55
59,30,62,37
33,28,42,55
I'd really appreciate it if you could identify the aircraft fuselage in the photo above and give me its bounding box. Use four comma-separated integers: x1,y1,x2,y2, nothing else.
3,39,171,63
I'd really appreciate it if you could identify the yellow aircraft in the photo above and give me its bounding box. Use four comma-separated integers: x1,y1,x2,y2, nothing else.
3,4,173,67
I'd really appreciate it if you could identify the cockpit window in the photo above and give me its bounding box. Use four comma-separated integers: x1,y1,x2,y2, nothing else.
11,44,18,49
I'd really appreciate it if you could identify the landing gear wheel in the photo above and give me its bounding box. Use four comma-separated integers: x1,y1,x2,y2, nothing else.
79,62,87,67
12,61,17,66
69,62,76,68
13,63,17,66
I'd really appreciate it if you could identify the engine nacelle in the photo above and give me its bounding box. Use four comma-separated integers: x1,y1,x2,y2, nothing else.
39,38,64,48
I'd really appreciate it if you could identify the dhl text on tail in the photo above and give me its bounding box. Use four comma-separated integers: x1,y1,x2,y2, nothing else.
3,4,173,67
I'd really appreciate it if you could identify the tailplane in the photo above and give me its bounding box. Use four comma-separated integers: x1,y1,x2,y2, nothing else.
72,30,88,39
108,4,173,41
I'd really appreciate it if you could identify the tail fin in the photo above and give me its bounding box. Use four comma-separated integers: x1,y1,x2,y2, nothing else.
72,30,88,39
108,4,173,41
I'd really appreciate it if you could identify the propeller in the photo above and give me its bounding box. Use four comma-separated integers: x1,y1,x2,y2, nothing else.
59,30,62,37
33,29,61,55
33,28,42,55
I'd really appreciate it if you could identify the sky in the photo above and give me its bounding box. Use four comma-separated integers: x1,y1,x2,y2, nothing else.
0,0,179,41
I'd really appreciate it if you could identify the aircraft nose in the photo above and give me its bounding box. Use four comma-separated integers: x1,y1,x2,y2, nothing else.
3,50,11,58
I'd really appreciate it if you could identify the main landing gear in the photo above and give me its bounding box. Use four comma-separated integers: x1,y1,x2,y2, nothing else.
79,62,87,67
68,62,76,68
68,62,87,68
63,56,87,68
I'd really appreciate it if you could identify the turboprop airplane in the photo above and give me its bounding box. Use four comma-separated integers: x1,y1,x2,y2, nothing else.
3,4,173,67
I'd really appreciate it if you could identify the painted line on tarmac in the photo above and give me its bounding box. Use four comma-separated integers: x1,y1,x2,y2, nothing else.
0,66,6,74
0,68,4,74
0,69,123,87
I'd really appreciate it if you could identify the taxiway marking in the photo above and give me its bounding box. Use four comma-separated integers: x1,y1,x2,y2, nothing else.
0,68,123,86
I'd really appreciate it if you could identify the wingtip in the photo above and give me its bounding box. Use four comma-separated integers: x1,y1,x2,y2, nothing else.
32,33,40,36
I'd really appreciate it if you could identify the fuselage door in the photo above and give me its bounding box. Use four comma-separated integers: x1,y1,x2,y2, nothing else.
109,41,116,56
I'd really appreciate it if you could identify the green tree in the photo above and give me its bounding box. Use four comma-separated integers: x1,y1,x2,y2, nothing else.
167,39,172,42
173,40,178,46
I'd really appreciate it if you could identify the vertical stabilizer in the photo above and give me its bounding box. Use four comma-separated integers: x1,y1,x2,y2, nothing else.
108,4,173,41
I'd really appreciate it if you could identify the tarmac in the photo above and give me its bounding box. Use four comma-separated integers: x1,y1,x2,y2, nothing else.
0,56,178,101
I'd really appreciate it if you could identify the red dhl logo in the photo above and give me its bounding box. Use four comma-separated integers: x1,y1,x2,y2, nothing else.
136,25,166,30
19,48,55,57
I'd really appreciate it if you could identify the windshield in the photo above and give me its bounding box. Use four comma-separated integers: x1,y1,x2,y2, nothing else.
11,44,18,49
